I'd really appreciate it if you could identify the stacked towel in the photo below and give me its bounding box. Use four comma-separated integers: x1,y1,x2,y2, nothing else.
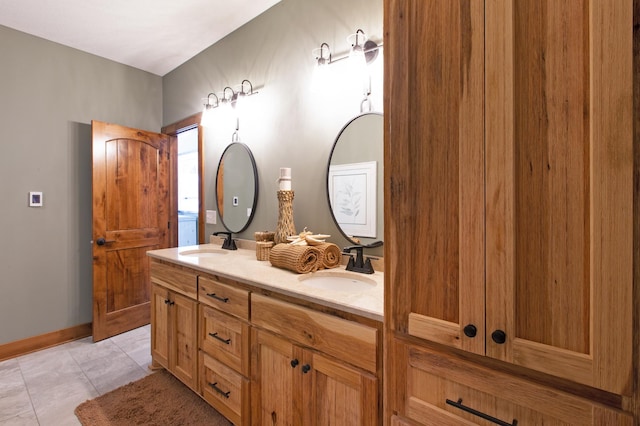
269,244,321,274
269,243,342,274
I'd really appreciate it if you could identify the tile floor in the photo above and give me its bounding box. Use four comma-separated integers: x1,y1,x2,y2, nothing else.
0,325,152,425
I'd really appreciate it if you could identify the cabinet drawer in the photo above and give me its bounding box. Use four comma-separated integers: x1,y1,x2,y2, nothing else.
199,305,250,375
200,352,249,426
251,293,378,373
198,276,249,320
405,345,632,426
150,260,197,299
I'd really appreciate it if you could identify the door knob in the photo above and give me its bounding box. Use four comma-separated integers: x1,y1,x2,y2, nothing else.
96,238,115,246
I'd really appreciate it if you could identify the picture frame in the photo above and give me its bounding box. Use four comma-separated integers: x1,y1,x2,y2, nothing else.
328,161,377,238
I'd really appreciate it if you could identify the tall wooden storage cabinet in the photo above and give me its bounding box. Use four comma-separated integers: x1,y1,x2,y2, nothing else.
384,0,635,424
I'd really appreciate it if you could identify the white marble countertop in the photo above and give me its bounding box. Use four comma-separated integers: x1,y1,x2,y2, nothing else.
146,244,384,322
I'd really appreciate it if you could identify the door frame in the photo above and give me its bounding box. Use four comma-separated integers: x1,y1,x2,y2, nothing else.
162,112,205,245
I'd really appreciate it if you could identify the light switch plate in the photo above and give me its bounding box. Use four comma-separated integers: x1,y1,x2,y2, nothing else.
206,210,216,224
29,191,43,207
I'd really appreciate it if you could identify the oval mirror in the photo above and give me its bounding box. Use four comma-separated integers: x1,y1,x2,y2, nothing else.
215,142,258,233
326,112,383,245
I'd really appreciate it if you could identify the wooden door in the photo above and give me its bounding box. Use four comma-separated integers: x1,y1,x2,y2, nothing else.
251,329,303,426
92,120,174,341
485,0,633,395
386,0,485,354
303,352,377,426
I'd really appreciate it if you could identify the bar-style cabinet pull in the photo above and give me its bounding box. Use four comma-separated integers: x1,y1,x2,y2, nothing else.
209,332,231,345
209,382,231,399
206,293,229,303
446,398,518,426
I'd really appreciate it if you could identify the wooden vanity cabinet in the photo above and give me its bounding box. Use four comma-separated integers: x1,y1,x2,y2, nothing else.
384,0,634,423
150,261,198,390
149,259,382,425
251,293,380,425
197,275,250,425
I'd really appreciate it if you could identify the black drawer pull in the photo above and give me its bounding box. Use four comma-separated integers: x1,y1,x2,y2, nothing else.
209,332,231,345
206,293,229,303
301,364,311,374
209,382,231,399
446,398,517,426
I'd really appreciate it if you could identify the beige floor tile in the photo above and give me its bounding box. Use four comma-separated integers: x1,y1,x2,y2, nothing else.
3,325,150,426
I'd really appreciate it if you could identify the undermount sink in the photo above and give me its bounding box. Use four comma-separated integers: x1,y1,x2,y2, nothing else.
297,271,377,292
178,249,228,258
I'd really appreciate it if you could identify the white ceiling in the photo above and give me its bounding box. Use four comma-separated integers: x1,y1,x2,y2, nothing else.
0,0,281,76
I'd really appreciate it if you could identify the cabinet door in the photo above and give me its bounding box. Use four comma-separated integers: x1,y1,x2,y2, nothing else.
303,352,378,426
485,0,633,395
251,329,304,426
386,0,485,354
150,284,170,368
170,291,198,390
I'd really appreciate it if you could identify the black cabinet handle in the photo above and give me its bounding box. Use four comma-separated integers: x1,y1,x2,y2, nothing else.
209,332,231,345
163,299,174,306
491,329,507,344
209,382,231,399
206,293,229,303
446,398,517,426
301,364,311,374
463,324,477,338
290,359,299,368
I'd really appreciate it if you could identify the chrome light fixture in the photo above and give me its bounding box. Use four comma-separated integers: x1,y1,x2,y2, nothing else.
314,42,332,67
313,29,381,67
221,86,236,108
200,80,260,125
201,92,219,126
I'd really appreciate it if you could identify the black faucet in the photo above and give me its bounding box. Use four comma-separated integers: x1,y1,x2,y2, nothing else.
343,241,383,274
213,231,237,250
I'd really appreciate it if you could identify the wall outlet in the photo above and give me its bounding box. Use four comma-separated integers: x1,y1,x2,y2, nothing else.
206,210,216,224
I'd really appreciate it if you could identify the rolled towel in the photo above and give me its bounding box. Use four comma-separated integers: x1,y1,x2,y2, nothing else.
269,244,321,274
316,243,342,269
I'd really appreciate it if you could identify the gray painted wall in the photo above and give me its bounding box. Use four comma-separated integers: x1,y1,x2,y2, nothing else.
0,0,382,345
163,0,383,254
0,26,162,344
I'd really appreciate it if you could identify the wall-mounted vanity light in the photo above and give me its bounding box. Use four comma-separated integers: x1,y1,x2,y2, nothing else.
233,79,257,109
221,86,236,108
200,80,260,126
313,29,381,67
312,29,382,96
201,92,219,127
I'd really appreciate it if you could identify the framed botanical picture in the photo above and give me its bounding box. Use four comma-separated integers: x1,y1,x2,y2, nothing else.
328,161,377,238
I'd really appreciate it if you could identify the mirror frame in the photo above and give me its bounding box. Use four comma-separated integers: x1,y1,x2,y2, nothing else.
325,112,383,245
215,142,259,233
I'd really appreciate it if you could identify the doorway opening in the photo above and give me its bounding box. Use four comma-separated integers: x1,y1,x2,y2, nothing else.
177,127,199,246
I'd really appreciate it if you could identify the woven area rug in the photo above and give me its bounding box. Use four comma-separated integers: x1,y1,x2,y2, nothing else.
75,370,232,425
